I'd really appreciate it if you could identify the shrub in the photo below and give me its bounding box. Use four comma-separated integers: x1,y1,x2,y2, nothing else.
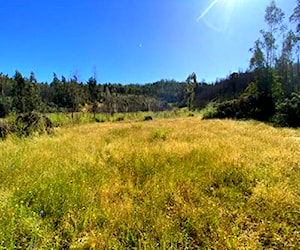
0,101,10,118
215,100,239,119
201,103,218,119
202,94,275,122
114,116,125,122
273,93,300,127
14,112,53,137
202,100,240,119
95,117,105,123
0,103,6,118
150,129,167,141
0,121,11,139
144,116,153,121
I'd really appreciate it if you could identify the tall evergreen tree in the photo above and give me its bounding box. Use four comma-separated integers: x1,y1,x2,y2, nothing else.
13,71,26,113
68,75,83,117
87,77,98,117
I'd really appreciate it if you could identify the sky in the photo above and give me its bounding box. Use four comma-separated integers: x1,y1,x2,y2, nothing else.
0,0,297,84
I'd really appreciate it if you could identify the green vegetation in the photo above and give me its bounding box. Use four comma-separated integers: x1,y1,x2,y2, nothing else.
0,113,53,140
46,110,191,127
0,110,195,140
0,73,184,117
0,117,299,249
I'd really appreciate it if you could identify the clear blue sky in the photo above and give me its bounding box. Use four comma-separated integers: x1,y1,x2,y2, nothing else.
0,0,296,84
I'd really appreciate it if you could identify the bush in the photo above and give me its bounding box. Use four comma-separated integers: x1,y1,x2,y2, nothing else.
0,102,9,118
273,93,300,127
115,116,124,122
202,94,275,122
202,100,240,119
14,112,53,137
201,103,218,119
150,129,167,141
144,116,153,121
0,121,11,139
215,100,239,119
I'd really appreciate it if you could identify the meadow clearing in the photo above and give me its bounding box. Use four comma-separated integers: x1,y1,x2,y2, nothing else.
0,115,299,249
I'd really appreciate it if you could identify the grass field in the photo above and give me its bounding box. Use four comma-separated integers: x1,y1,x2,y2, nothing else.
0,116,299,249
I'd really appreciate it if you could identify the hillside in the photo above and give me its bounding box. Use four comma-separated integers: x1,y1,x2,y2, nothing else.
0,117,299,249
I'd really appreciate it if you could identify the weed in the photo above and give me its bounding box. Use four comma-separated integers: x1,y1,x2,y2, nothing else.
150,129,168,141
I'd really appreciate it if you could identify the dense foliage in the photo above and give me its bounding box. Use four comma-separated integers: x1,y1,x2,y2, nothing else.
273,92,300,127
0,112,53,139
0,73,185,115
0,71,256,117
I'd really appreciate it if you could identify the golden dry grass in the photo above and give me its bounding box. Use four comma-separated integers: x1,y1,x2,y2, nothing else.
0,117,299,249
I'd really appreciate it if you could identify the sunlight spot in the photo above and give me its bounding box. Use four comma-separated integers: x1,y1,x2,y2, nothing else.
196,0,219,22
197,0,243,32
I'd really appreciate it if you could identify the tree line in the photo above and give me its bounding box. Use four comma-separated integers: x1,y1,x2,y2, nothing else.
0,69,254,119
0,73,186,118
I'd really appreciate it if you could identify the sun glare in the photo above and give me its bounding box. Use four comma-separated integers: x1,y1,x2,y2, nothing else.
197,0,243,32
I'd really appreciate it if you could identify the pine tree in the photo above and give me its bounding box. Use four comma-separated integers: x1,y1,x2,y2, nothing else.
87,77,98,117
13,71,26,113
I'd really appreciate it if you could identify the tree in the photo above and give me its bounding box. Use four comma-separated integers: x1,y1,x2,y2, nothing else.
50,73,60,87
185,73,197,110
25,77,42,112
27,71,42,111
68,75,82,117
87,77,98,117
250,39,266,70
276,30,298,93
262,0,286,67
61,75,67,84
103,85,116,115
50,73,66,109
265,0,286,34
290,0,300,89
0,74,13,116
290,0,300,34
260,30,277,67
12,71,43,113
29,71,37,83
12,71,26,113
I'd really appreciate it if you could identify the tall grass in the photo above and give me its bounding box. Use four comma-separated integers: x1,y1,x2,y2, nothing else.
0,117,299,249
45,109,197,127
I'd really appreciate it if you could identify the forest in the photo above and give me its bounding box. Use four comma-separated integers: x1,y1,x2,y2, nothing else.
0,0,300,127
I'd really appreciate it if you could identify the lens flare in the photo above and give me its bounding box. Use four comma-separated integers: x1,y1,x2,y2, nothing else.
197,0,242,32
196,0,219,22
